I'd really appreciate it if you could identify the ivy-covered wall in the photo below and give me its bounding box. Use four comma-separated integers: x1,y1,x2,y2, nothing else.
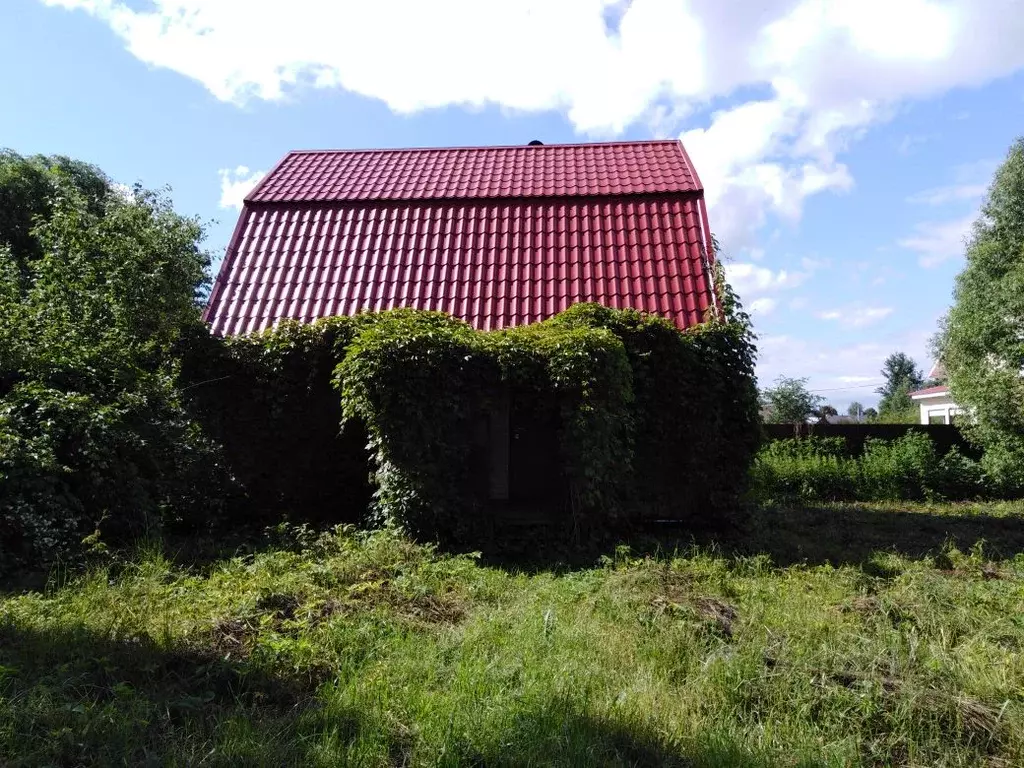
182,304,759,542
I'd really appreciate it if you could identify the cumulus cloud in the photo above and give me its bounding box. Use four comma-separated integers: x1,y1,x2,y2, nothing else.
42,0,1024,245
218,166,266,211
748,297,778,315
724,259,823,313
726,262,809,294
898,213,976,267
816,305,894,328
757,328,933,407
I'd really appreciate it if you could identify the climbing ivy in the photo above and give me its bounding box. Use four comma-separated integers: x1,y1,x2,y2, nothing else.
184,303,759,544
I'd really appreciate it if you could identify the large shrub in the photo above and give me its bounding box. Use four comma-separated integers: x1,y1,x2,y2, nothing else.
0,153,218,572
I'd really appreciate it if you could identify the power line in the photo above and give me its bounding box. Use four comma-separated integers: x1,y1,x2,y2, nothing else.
807,381,886,392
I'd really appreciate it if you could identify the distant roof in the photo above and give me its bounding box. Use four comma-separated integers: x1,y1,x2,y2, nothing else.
909,385,950,398
205,140,717,336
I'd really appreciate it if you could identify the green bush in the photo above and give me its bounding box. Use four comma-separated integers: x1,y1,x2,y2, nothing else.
751,433,993,503
335,305,728,540
860,432,938,501
0,153,220,573
932,447,989,501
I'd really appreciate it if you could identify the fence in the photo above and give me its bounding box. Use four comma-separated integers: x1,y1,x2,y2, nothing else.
762,423,980,458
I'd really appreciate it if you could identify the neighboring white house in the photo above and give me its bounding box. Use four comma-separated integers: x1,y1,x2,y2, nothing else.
909,385,963,424
909,362,963,424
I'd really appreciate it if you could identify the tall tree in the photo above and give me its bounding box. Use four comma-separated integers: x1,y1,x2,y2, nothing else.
876,352,923,417
0,151,217,571
847,401,864,419
937,137,1024,487
761,376,823,423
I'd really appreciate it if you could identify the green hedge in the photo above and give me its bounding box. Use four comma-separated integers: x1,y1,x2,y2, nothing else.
750,434,992,503
183,304,760,543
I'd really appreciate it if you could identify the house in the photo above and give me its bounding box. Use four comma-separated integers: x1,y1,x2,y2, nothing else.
203,140,718,336
909,361,963,425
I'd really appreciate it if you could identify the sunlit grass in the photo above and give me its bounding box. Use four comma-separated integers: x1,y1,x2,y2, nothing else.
3,502,1024,766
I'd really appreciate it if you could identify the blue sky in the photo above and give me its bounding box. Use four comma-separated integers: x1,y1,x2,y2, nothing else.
4,0,1024,409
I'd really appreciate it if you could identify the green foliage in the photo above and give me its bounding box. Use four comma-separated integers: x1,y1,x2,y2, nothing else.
751,433,992,503
859,432,939,500
760,376,823,423
332,303,759,539
939,137,1024,491
336,310,495,539
0,152,216,572
876,352,924,417
179,316,371,527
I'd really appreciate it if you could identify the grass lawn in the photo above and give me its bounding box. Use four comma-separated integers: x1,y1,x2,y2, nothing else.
2,502,1024,766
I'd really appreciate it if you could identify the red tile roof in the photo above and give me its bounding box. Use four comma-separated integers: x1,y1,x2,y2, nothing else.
205,140,717,336
909,385,950,398
247,141,702,203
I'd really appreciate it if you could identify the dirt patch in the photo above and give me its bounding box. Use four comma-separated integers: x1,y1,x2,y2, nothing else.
694,597,738,639
399,593,466,624
210,617,258,660
255,592,300,621
839,596,881,615
651,593,739,639
310,584,466,627
981,562,1004,581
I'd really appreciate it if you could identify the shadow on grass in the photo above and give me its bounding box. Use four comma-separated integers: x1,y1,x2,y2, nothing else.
448,699,786,768
709,502,1024,568
0,621,323,765
480,502,1024,572
0,622,789,767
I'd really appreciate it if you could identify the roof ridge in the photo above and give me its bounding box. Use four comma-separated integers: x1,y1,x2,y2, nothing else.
284,139,683,155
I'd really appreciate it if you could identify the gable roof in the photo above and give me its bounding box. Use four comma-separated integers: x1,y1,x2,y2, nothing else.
204,140,717,337
909,385,950,399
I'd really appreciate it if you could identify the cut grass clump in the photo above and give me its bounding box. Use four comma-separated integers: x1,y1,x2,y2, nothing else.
2,504,1024,766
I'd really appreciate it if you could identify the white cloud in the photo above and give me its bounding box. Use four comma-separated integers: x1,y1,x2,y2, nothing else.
898,213,976,267
42,0,1024,245
111,182,135,201
757,328,933,407
748,297,778,315
906,184,988,206
726,262,809,295
816,305,894,328
218,166,266,210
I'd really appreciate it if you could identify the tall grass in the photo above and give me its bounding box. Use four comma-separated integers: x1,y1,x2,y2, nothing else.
751,433,990,503
2,507,1024,766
